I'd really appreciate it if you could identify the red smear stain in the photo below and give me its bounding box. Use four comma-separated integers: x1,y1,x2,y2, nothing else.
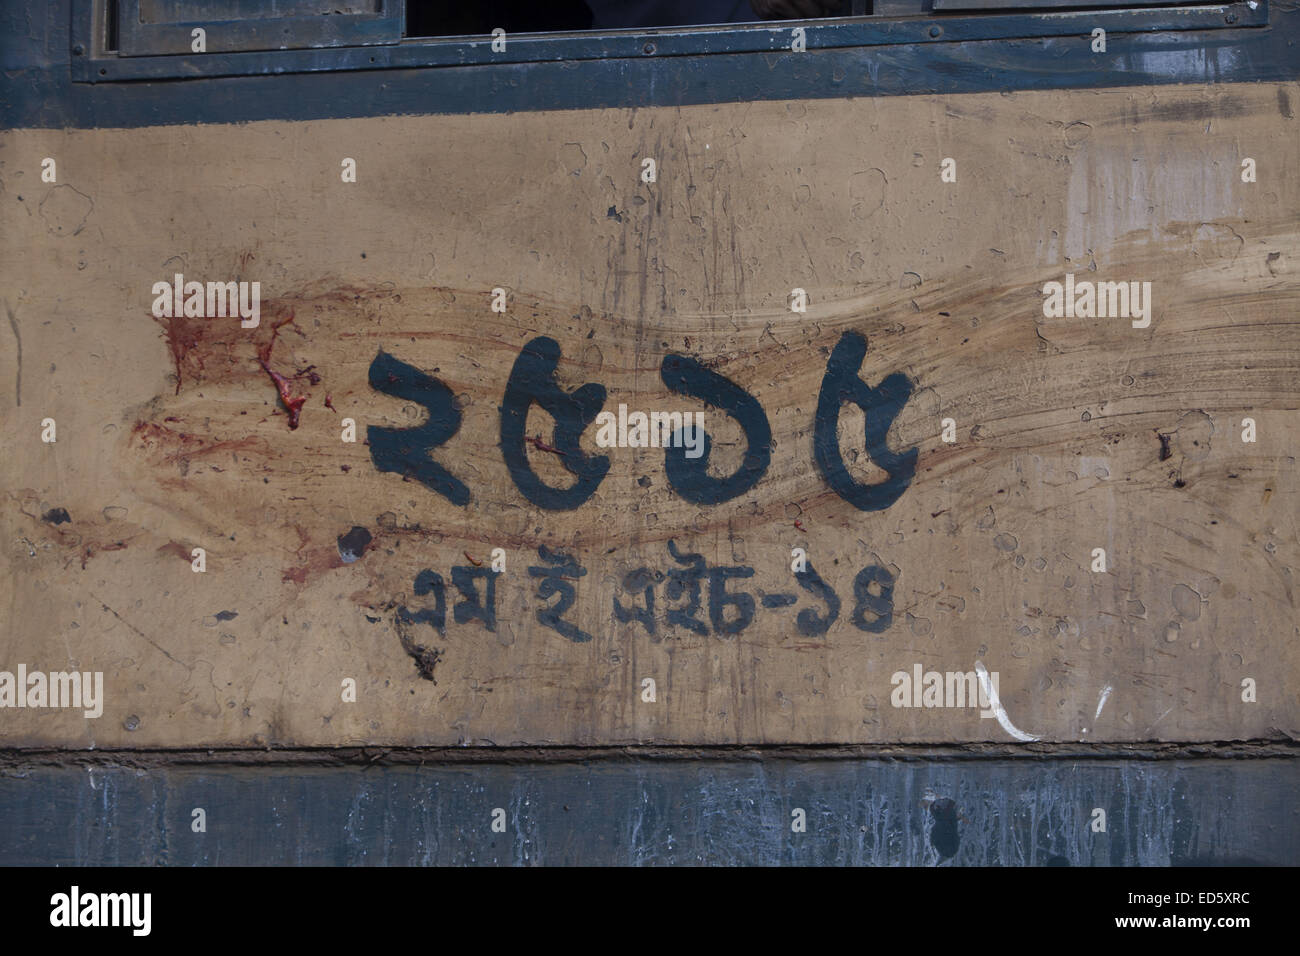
131,420,260,464
131,421,207,462
153,300,302,403
154,286,423,435
155,313,220,395
255,309,298,364
794,519,806,532
151,283,407,402
157,541,191,562
525,434,566,457
293,364,322,386
81,541,127,569
253,310,315,430
464,551,481,567
282,547,344,585
281,527,347,585
259,358,307,430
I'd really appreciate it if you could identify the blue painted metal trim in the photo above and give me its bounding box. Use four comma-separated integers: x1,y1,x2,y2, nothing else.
3,2,1298,130
1,757,1296,865
76,3,1267,82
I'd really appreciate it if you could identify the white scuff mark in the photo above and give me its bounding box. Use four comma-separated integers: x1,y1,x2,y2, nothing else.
1095,685,1113,720
1145,706,1175,735
975,661,1040,742
87,767,96,791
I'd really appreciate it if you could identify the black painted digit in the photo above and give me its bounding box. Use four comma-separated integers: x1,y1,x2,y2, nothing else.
850,564,895,633
500,336,609,510
813,331,917,511
660,354,771,505
367,350,470,505
794,562,841,636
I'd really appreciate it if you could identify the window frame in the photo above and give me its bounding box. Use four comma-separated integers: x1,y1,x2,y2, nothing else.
71,0,1268,84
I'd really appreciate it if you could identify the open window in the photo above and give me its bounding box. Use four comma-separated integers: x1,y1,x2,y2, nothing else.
74,0,1268,82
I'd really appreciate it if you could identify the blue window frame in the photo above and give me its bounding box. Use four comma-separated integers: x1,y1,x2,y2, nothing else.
72,0,1268,83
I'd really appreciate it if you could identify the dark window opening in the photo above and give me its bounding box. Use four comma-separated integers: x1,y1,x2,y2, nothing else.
104,0,120,51
405,1,592,36
402,0,868,37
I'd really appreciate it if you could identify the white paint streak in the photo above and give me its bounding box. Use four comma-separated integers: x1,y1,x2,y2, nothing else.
1095,685,1113,720
975,661,1040,742
1145,706,1175,735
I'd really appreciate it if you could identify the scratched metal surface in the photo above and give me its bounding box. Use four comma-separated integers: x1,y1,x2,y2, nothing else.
1,80,1298,748
1,757,1296,865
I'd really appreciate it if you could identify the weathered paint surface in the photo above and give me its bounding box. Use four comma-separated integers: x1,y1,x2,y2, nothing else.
4,3,1297,128
1,756,1295,865
1,82,1297,748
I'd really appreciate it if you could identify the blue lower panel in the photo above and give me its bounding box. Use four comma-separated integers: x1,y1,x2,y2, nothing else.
1,757,1295,865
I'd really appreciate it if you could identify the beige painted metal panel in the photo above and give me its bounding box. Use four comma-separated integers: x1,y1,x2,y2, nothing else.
1,83,1296,747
